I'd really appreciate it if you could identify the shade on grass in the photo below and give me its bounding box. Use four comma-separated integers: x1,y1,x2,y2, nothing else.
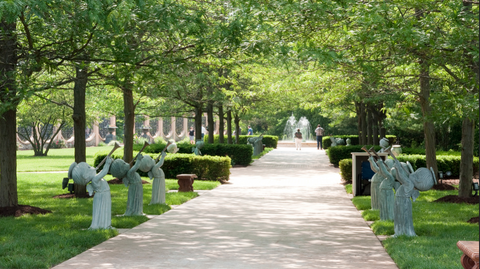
0,172,219,269
349,185,479,269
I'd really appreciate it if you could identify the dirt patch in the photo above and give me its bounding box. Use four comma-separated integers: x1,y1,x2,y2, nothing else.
467,216,479,224
0,205,52,217
108,178,150,184
52,193,93,199
434,195,479,205
432,183,457,190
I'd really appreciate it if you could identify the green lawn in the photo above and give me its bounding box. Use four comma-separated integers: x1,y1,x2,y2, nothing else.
3,147,222,268
0,172,219,268
17,146,111,172
348,185,479,269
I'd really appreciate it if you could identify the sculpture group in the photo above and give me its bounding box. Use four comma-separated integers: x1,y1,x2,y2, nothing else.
68,141,177,230
363,142,437,237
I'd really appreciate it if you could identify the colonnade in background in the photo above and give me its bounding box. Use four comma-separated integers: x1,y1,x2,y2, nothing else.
16,114,221,148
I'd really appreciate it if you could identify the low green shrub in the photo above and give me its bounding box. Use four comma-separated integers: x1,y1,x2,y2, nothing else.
396,154,479,177
134,140,252,166
339,159,352,182
94,151,231,181
204,134,279,148
322,135,397,149
327,145,382,166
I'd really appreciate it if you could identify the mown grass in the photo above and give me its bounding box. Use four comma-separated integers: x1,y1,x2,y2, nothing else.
1,169,219,268
252,147,274,160
347,184,479,269
17,146,111,172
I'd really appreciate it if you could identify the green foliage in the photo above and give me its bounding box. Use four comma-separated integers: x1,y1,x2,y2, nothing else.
396,155,479,178
135,140,253,166
94,152,231,181
339,159,352,183
327,145,383,167
203,134,279,148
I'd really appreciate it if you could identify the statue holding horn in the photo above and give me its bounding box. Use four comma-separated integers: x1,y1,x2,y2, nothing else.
369,147,395,221
67,142,121,229
138,141,172,205
110,141,150,216
361,146,382,210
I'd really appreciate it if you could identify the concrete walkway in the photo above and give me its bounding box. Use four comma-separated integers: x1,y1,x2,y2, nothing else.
53,147,397,269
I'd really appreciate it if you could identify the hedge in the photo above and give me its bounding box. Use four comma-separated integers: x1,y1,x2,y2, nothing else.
94,151,231,181
322,135,397,150
339,159,353,182
135,141,253,166
204,134,279,148
327,145,383,167
336,154,479,182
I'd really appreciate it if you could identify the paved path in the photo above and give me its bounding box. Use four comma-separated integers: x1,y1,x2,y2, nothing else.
53,147,397,269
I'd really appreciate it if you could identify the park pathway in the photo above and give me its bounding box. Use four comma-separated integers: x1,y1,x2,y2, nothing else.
53,147,397,269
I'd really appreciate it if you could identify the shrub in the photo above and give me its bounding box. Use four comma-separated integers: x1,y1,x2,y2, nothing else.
322,135,397,149
94,151,231,181
49,139,65,149
203,134,279,148
396,155,479,178
327,145,383,167
339,159,353,182
135,141,253,166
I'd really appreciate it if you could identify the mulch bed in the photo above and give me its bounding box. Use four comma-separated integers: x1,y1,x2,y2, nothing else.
52,193,93,199
434,195,479,205
0,205,52,217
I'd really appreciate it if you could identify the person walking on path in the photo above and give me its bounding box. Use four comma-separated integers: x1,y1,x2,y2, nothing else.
189,126,195,144
247,125,253,135
315,124,325,150
295,128,303,150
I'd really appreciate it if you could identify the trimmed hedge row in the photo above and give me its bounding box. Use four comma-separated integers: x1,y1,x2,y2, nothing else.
396,155,479,178
337,154,479,182
327,145,383,167
322,135,397,150
135,141,253,166
339,159,353,182
94,151,231,181
204,134,279,148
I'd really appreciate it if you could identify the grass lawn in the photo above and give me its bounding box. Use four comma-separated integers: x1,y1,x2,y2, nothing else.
0,172,220,268
3,147,223,268
347,184,479,269
17,146,111,172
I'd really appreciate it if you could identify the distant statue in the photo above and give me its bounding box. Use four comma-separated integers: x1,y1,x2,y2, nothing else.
68,157,113,229
330,135,345,147
346,138,351,146
193,140,204,155
379,137,389,152
247,135,263,156
110,156,145,216
388,149,436,237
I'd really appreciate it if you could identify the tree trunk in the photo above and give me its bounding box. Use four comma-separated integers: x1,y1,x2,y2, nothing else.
418,59,439,177
360,102,367,145
372,104,379,145
355,101,362,143
72,65,88,196
123,88,135,164
73,65,87,163
194,106,203,141
234,113,240,144
459,118,475,198
218,105,224,144
0,21,18,207
227,109,232,144
367,105,373,145
207,102,214,144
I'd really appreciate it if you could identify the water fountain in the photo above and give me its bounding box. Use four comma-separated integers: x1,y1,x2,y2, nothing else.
296,116,312,142
282,114,312,142
283,114,297,141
